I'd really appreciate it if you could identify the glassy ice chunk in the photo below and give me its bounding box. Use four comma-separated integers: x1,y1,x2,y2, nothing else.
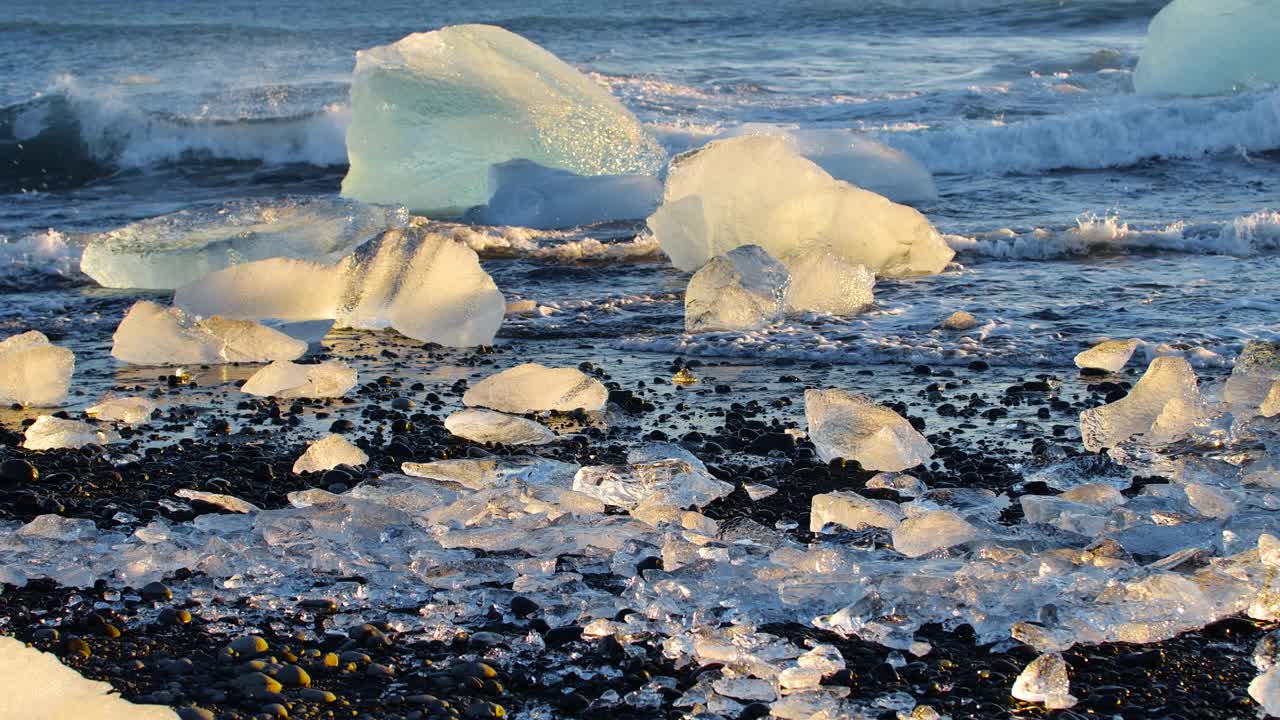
572,459,732,510
1134,0,1280,97
463,363,608,413
444,408,556,446
1226,341,1280,413
685,245,790,333
810,491,904,533
175,489,261,514
0,331,74,407
866,472,928,497
1079,357,1206,452
1012,653,1077,709
112,301,307,366
940,310,977,331
17,514,98,541
80,197,406,290
23,415,117,450
241,360,357,399
805,388,933,472
1252,666,1280,717
891,510,978,557
85,396,157,425
341,24,665,215
293,434,369,474
712,677,776,702
1074,339,1139,373
647,135,953,276
480,160,662,229
0,635,178,720
1183,483,1240,519
782,247,875,316
402,456,577,489
175,226,506,347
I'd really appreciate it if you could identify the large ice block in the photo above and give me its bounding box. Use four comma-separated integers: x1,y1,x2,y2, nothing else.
1079,357,1206,451
890,510,979,557
782,246,875,316
112,301,308,365
23,415,118,450
805,388,934,471
1074,339,1139,373
341,24,665,215
463,363,608,413
443,408,556,446
480,159,662,229
175,225,506,347
647,135,953,276
1134,0,1280,97
241,360,357,399
1012,653,1077,709
685,245,790,333
0,331,74,407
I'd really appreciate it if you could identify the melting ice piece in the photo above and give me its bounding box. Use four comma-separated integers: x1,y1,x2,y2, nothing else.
685,244,790,332
1262,381,1280,418
112,301,308,365
865,472,928,498
293,434,369,474
1225,341,1280,413
85,396,157,425
402,456,578,489
0,331,74,407
939,310,977,331
241,360,357,398
23,415,117,450
1012,653,1077,709
1252,666,1280,717
890,510,978,557
782,246,875,316
647,135,953,276
341,24,665,215
444,408,556,446
175,226,506,347
463,363,608,413
0,635,178,720
809,491,904,533
175,489,261,514
1074,339,1139,373
80,197,406,290
805,388,933,472
1134,0,1280,97
480,160,662,229
572,459,733,510
1079,356,1206,452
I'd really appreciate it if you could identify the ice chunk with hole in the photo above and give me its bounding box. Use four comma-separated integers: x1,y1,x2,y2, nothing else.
1074,339,1139,373
479,159,662,229
175,225,506,347
0,331,73,407
1012,653,1077,709
572,459,732,510
85,396,157,425
782,247,875,316
685,244,790,333
1080,357,1206,452
23,415,117,450
805,388,933,471
293,434,369,474
1225,341,1280,413
341,24,665,215
810,491,904,533
112,301,308,366
647,135,953,276
463,363,608,413
241,360,357,398
80,197,406,290
891,510,979,557
1134,0,1280,97
444,409,555,446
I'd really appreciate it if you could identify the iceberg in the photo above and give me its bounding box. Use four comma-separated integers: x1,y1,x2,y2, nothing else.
463,363,608,413
341,24,665,215
646,135,953,276
293,434,369,474
443,408,556,446
0,331,74,407
685,245,790,333
1080,356,1206,452
805,388,934,471
23,415,118,450
782,246,875,316
241,360,357,399
0,636,178,720
1074,338,1139,373
80,197,406,290
111,301,309,365
479,159,662,229
1225,341,1280,413
85,396,157,425
1134,0,1280,97
175,225,506,347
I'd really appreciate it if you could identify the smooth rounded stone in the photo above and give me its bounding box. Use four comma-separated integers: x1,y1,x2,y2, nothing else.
462,363,608,413
274,665,311,688
260,702,289,718
1074,338,1139,373
158,609,193,625
299,689,337,703
465,702,506,719
510,596,539,617
236,672,283,696
228,636,270,658
367,663,397,678
940,310,978,331
444,408,556,446
451,662,498,680
684,244,789,333
139,581,172,602
32,628,59,642
299,598,338,614
177,708,216,720
0,458,38,483
0,330,75,407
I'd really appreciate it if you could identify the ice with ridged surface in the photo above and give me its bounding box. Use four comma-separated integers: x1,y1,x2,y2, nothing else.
341,24,665,215
1080,356,1206,452
0,331,74,407
1074,338,1139,373
647,135,953,276
810,491,904,533
1012,653,1077,709
112,301,309,365
1225,341,1280,413
890,510,979,557
175,225,506,347
1134,0,1280,97
782,246,875,316
572,458,732,510
805,388,933,471
241,360,357,398
80,197,406,290
480,160,662,229
444,408,556,446
463,363,608,413
293,434,369,474
23,415,118,450
85,396,156,425
685,245,790,332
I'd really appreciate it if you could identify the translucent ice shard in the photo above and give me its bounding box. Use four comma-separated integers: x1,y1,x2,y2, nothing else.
444,408,556,446
781,246,875,316
1134,0,1280,97
462,363,608,413
890,510,978,557
241,360,357,399
23,415,118,450
175,225,506,347
805,388,933,472
572,459,732,510
1252,666,1280,717
175,489,261,514
1012,653,1077,709
685,244,790,333
0,331,74,407
293,434,369,474
1079,357,1206,452
402,456,578,489
1074,338,1139,373
647,135,953,276
112,301,308,365
341,24,665,215
480,159,662,229
1225,341,1280,413
80,197,406,290
809,491,904,533
85,396,157,425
